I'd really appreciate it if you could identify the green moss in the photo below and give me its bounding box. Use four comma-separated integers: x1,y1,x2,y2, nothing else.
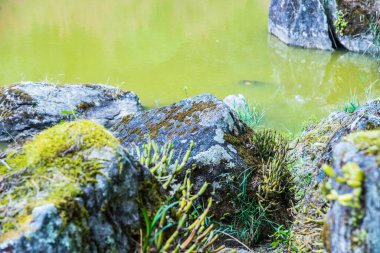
0,120,119,240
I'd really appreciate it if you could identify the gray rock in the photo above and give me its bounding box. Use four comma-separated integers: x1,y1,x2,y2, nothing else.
325,130,380,252
223,94,249,112
268,0,332,50
112,94,253,218
0,82,142,142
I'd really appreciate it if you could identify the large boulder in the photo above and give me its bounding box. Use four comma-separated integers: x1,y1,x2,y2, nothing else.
0,120,161,253
268,0,332,50
0,82,142,142
112,94,253,218
324,130,380,252
289,99,380,252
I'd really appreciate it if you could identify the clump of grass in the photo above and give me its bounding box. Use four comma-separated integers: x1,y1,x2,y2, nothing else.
270,225,292,249
343,92,360,113
128,140,194,191
368,15,380,51
233,102,264,129
251,130,295,212
128,140,229,253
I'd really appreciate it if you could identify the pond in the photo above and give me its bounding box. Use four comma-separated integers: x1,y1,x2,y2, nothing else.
0,0,379,132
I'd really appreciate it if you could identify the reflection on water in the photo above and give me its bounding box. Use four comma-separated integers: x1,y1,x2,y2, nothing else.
0,0,378,131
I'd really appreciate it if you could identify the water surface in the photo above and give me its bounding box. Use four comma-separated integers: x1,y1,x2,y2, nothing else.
0,0,379,131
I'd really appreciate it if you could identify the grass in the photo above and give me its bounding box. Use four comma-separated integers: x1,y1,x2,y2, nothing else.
233,101,264,129
368,15,380,51
216,130,295,248
343,92,360,113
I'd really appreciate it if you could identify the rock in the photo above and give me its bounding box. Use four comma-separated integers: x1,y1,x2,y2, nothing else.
0,82,142,142
112,94,253,218
0,120,161,253
325,0,379,55
324,130,380,252
269,0,380,56
289,98,380,252
223,94,249,112
268,0,332,50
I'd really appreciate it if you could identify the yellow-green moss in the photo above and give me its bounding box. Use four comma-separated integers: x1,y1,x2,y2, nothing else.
344,130,380,155
0,120,119,240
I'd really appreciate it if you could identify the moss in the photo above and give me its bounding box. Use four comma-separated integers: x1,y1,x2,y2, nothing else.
336,0,377,35
224,128,256,167
119,101,218,141
8,88,34,103
344,130,380,155
322,220,332,253
0,120,119,240
0,110,13,119
76,101,96,111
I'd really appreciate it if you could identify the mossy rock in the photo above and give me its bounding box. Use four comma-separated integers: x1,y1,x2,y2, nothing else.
289,99,380,252
0,82,142,142
0,120,161,253
113,94,254,219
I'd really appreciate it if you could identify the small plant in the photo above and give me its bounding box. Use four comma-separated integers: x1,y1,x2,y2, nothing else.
368,15,380,50
60,109,78,124
184,85,189,98
129,140,228,253
343,93,359,113
251,130,295,212
270,225,291,248
335,10,348,36
128,140,194,191
233,102,264,129
140,172,223,253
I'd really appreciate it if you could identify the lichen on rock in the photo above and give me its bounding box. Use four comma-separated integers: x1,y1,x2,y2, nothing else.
322,130,380,252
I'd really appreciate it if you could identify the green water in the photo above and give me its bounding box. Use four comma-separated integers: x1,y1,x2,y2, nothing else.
0,0,379,131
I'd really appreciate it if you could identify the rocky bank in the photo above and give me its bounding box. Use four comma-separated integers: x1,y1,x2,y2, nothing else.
2,83,380,252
